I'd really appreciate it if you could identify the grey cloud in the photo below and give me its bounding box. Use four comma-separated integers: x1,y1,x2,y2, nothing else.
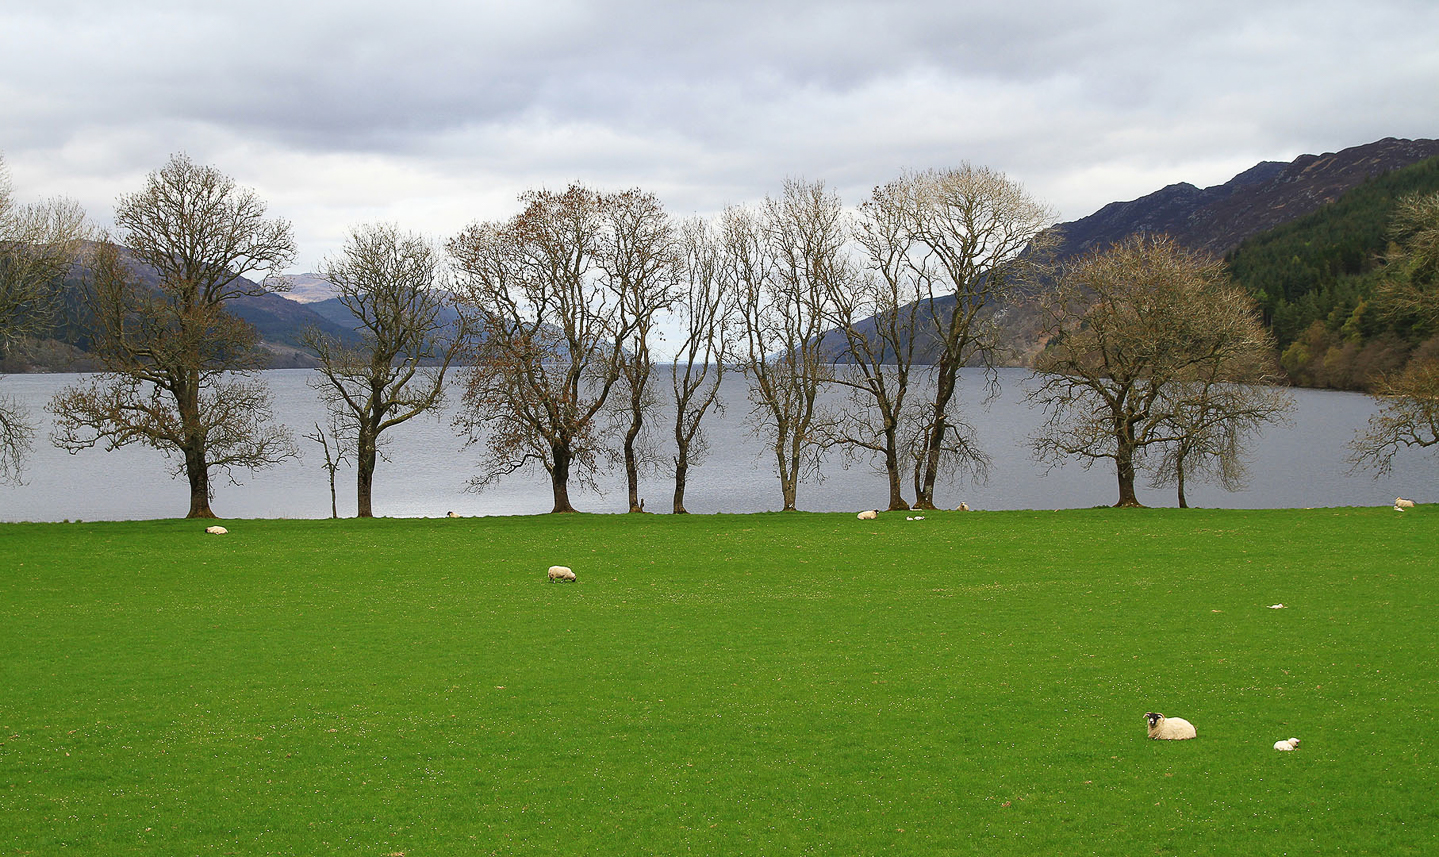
3,0,1436,268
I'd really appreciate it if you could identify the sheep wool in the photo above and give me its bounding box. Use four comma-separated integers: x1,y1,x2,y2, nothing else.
547,565,576,583
1144,712,1197,740
205,526,228,535
857,510,878,520
1274,737,1300,751
1395,497,1416,509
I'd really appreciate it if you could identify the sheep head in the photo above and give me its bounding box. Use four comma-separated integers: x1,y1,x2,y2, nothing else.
1144,712,1163,728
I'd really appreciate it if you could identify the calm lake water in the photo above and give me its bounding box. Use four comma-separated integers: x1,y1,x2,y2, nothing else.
0,367,1431,521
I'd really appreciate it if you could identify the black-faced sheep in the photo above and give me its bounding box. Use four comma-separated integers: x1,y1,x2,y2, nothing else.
548,565,576,582
1144,712,1197,740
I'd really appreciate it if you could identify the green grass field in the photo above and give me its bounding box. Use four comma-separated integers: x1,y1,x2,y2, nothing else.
2,508,1436,855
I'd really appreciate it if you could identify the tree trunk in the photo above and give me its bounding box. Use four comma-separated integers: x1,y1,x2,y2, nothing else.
551,444,576,513
185,445,215,519
625,415,643,513
672,445,690,514
777,443,798,511
1176,458,1188,509
1114,438,1142,508
883,424,910,511
179,376,216,519
915,356,961,510
356,427,377,518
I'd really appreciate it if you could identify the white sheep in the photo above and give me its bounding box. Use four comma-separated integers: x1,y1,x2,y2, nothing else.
957,502,970,512
205,525,228,535
1274,737,1300,751
446,511,459,518
857,510,878,520
1395,497,1415,509
547,565,576,583
1144,712,1197,740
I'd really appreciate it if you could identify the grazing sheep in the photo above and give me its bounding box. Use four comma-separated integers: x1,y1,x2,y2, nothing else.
204,525,228,535
1144,712,1197,740
1274,737,1300,751
548,565,576,583
1395,497,1415,509
857,510,878,520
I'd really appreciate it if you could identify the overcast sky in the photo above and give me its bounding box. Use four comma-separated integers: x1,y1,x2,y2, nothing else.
3,0,1435,272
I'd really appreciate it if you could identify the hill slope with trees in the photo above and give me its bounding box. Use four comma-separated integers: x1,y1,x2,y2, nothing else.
1224,154,1439,390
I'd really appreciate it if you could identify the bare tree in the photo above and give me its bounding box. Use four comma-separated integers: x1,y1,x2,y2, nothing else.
728,181,837,512
302,223,465,518
1351,192,1439,476
820,179,937,511
48,154,297,518
669,216,733,514
1348,360,1439,475
601,190,681,513
1149,376,1294,508
1375,190,1439,324
1029,235,1288,507
1,154,90,352
892,166,1056,510
303,411,353,519
0,154,89,483
448,184,630,513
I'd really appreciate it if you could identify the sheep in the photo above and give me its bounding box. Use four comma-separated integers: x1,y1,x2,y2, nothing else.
957,502,970,512
205,525,228,535
446,511,459,518
547,565,576,583
1274,737,1300,751
1395,497,1415,509
857,510,878,520
1144,712,1197,740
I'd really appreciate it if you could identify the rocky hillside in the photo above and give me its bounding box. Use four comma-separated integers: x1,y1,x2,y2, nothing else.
1052,137,1439,261
837,137,1439,367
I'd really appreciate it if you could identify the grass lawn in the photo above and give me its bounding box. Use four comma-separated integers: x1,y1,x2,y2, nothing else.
1,508,1436,855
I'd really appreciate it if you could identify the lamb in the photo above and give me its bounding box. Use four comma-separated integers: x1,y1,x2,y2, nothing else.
1395,497,1415,509
547,565,576,583
1274,737,1300,751
857,510,878,520
205,525,228,535
1144,712,1197,740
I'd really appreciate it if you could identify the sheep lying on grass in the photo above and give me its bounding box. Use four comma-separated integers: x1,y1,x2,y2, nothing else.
548,565,576,583
205,526,228,535
1144,712,1197,740
856,510,878,520
1395,497,1415,509
1274,737,1301,751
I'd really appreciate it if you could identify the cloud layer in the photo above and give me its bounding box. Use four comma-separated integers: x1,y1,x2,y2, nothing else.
4,0,1436,269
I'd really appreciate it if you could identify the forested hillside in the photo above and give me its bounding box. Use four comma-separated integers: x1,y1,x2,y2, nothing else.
1226,154,1439,390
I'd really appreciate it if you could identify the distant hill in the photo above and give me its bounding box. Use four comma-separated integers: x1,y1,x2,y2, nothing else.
8,247,361,372
279,273,341,303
